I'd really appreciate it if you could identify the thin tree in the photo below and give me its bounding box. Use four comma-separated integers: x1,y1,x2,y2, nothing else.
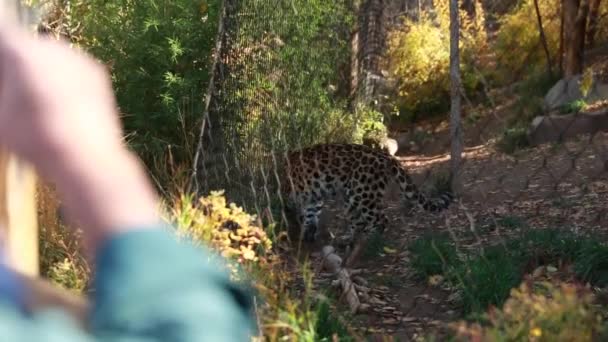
449,0,463,193
533,0,553,76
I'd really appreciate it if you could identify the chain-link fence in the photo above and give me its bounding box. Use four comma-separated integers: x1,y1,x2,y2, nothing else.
186,0,608,329
23,0,608,338
192,0,389,224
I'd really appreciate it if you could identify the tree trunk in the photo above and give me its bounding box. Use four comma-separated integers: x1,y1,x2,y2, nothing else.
559,0,565,75
534,0,553,76
586,0,602,48
357,0,385,107
461,0,476,18
449,0,463,192
563,0,590,77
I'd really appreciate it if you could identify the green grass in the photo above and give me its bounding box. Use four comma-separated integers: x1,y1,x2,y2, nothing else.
363,230,390,260
408,232,461,279
314,299,354,341
452,245,522,313
409,227,608,315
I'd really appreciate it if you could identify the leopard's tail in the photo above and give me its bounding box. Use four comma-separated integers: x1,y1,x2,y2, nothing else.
390,159,454,212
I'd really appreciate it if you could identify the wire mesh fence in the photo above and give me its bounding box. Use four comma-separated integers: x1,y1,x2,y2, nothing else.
189,2,608,329
192,0,375,223
190,0,608,239
19,0,608,338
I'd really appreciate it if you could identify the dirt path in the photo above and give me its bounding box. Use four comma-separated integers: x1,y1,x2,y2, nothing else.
304,125,608,340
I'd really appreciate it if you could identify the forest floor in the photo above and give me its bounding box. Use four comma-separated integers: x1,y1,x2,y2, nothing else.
295,92,608,340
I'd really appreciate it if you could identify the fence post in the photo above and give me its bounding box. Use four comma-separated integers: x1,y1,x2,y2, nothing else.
0,152,39,277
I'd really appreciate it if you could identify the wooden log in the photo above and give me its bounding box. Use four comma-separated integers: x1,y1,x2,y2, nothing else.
321,246,362,313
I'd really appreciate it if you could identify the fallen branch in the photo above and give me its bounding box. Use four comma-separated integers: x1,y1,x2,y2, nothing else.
321,246,362,313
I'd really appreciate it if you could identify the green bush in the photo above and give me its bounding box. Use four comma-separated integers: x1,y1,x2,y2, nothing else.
492,0,561,84
223,0,356,155
166,191,356,340
559,100,587,115
67,0,220,177
496,126,530,154
354,104,389,148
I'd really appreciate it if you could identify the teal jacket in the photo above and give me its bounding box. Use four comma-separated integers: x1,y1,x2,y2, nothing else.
0,227,254,341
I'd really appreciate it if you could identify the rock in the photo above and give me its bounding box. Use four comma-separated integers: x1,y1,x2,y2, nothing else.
381,137,398,156
362,136,398,156
544,73,608,111
382,318,400,325
544,76,584,111
527,109,608,146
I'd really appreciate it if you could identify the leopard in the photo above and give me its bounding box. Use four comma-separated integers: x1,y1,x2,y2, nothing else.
280,143,454,254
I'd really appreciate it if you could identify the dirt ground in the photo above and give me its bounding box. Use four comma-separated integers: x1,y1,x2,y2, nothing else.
295,105,608,340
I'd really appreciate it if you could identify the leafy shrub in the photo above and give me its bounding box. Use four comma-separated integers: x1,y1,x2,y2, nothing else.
169,191,272,268
451,282,605,341
573,241,608,287
47,258,88,292
496,125,530,154
385,0,486,120
166,191,353,340
559,100,587,114
353,104,389,148
37,183,90,293
492,0,561,84
54,0,220,181
223,0,355,154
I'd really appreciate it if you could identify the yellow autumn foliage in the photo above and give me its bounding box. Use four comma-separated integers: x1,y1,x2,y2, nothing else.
451,281,605,341
492,0,562,84
385,0,486,117
169,191,272,266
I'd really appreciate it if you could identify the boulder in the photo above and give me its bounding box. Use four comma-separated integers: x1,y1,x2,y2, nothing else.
527,109,608,146
362,136,399,156
381,137,398,156
544,74,608,112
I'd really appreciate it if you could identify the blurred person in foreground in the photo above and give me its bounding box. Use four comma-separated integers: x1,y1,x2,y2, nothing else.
0,22,253,341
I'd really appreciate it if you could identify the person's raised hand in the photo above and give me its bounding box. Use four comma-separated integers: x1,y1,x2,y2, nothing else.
0,24,123,167
0,24,159,251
